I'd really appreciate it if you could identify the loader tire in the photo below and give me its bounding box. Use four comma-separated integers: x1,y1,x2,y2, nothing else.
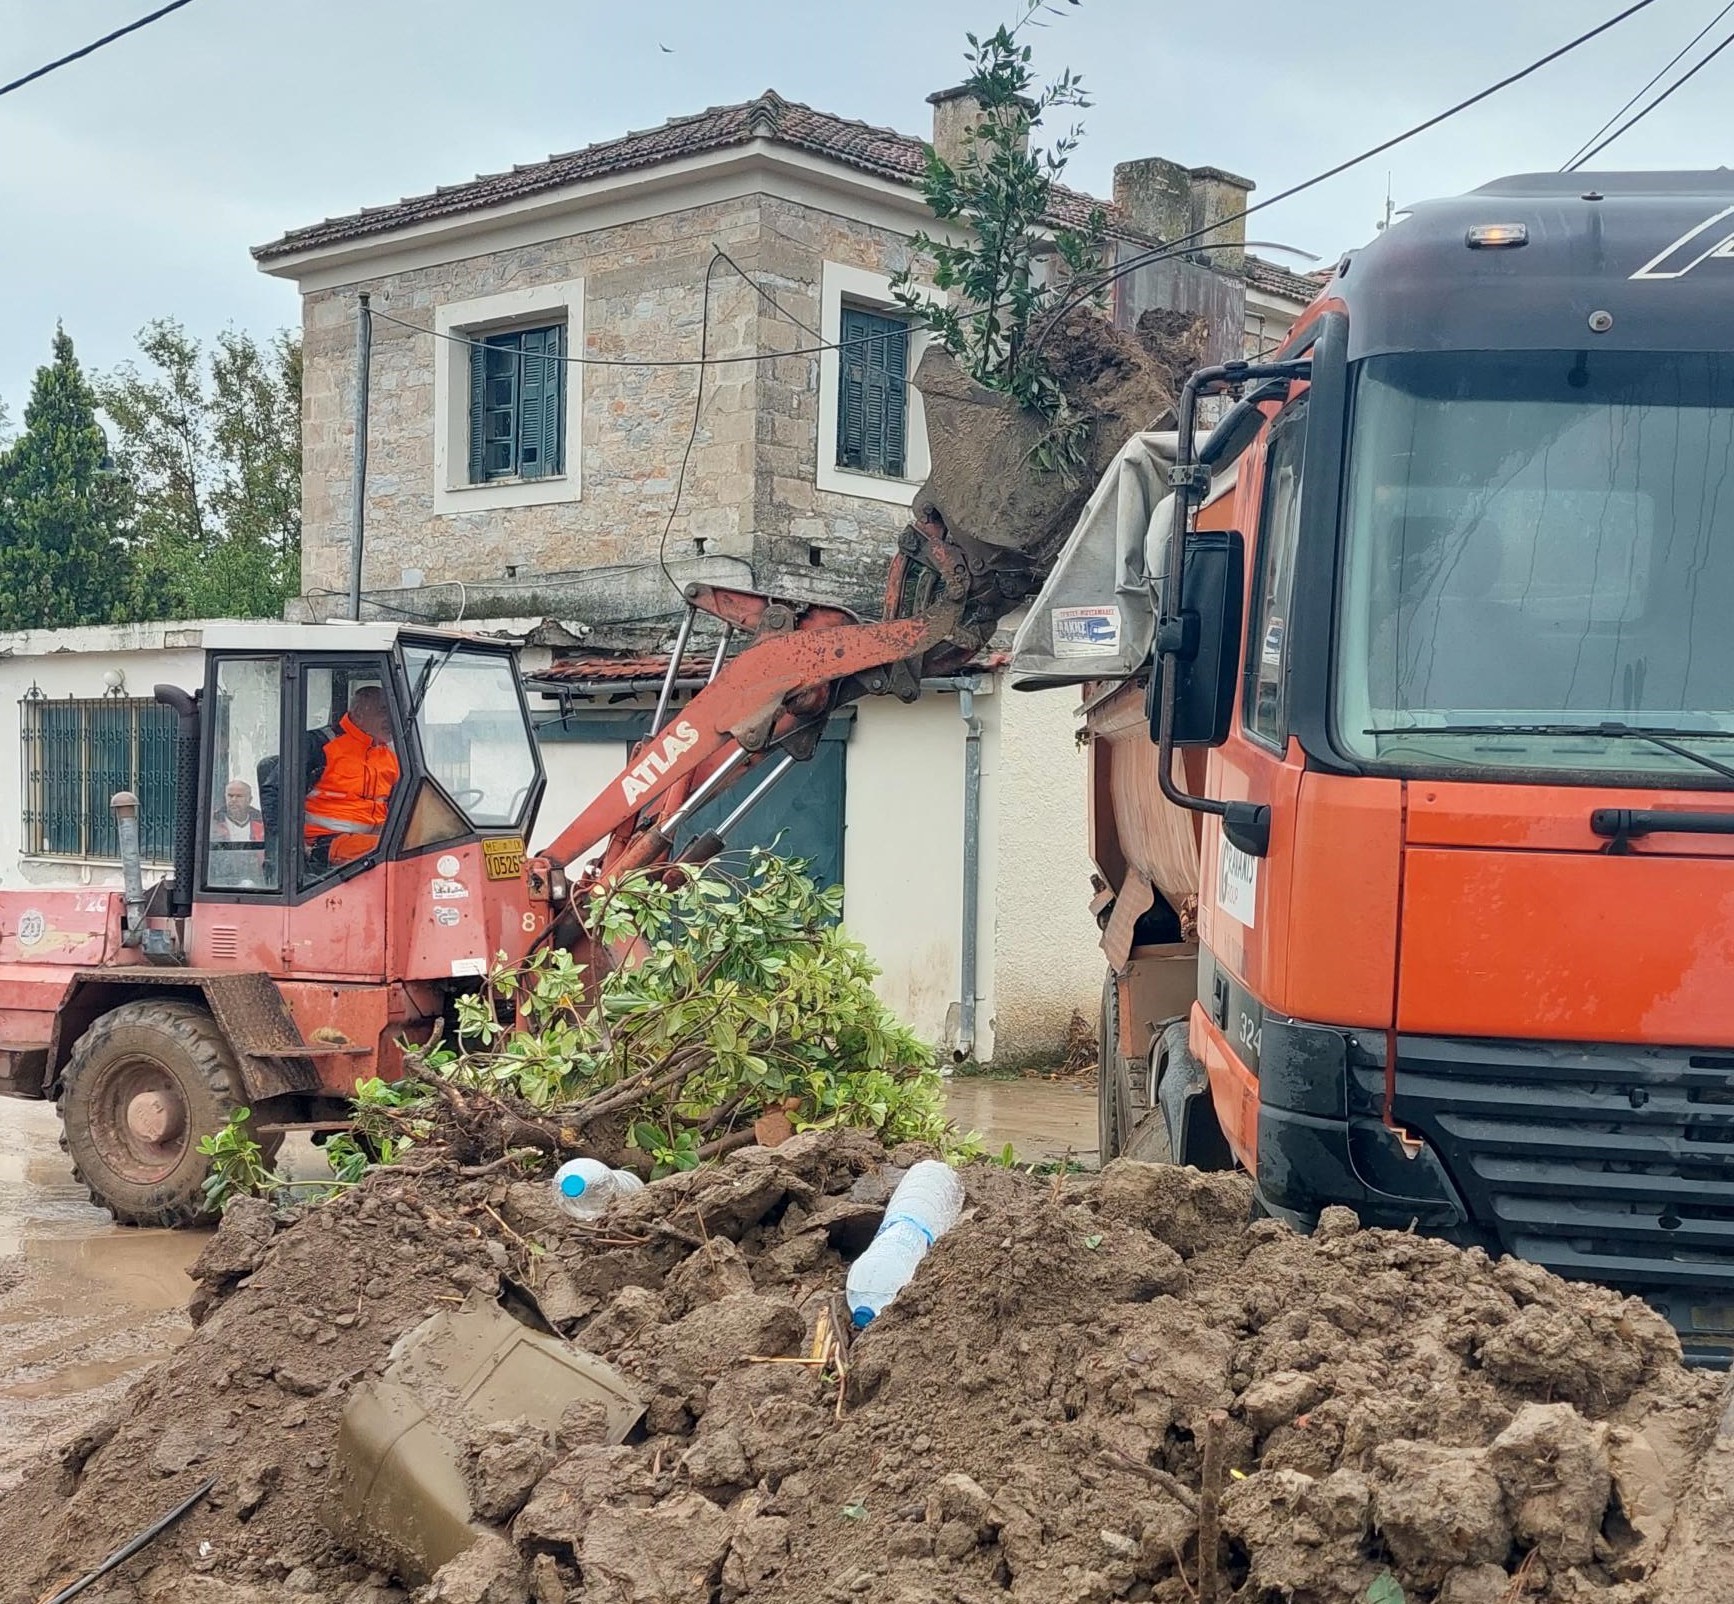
58,999,275,1228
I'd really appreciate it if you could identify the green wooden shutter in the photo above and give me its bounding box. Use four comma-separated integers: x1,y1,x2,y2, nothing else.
836,309,908,477
467,339,487,483
837,309,870,469
881,317,908,478
516,326,565,479
543,324,566,476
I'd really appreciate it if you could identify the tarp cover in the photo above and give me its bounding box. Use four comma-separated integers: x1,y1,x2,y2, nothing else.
1009,431,1179,689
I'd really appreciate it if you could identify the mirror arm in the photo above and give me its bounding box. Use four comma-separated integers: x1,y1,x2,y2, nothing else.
1152,358,1302,855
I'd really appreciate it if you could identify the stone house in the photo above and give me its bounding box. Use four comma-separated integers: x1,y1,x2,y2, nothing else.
241,89,1313,1064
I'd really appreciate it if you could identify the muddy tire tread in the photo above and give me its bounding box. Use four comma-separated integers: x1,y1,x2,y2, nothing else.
57,998,256,1229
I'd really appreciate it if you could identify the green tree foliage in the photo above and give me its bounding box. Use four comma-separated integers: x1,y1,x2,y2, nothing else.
891,1,1103,473
99,319,301,620
0,328,135,630
435,851,967,1174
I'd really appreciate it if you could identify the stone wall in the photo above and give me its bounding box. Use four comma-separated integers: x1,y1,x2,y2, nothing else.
300,193,931,625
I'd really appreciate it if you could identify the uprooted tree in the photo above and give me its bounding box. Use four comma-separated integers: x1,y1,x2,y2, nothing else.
890,0,1105,477
201,851,963,1204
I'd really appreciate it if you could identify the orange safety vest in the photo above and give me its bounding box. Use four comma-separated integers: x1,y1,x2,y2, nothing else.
304,715,400,865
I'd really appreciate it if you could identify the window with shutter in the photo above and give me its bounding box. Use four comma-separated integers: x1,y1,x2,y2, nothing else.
466,323,568,484
836,307,910,479
20,696,177,862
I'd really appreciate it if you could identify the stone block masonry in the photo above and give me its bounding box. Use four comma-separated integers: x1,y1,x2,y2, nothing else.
300,194,936,626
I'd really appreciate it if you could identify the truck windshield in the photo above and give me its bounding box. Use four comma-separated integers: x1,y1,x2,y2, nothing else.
400,644,538,830
1335,350,1734,780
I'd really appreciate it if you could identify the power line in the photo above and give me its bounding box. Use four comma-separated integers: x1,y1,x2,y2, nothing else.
366,301,908,372
1562,0,1734,169
1033,0,1662,344
0,0,197,99
659,251,725,595
1567,21,1734,168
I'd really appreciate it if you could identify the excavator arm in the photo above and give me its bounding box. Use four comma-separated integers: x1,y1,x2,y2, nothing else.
538,508,1036,894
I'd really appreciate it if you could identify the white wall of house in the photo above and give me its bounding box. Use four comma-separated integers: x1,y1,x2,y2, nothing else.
0,623,218,888
990,680,1105,1064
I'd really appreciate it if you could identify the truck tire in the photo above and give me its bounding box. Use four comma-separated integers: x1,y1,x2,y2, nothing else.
1098,974,1175,1166
1098,973,1125,1164
57,999,275,1228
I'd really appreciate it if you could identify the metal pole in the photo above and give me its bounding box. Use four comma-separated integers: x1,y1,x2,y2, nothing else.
652,606,696,735
955,679,983,1062
712,754,794,839
348,291,372,623
706,625,732,683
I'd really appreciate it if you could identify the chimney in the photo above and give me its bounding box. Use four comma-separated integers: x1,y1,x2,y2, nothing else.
1112,158,1255,268
1112,157,1195,247
927,84,1029,170
1186,165,1254,269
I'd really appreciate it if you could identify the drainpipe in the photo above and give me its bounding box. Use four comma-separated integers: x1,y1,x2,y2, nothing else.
954,677,984,1062
348,291,372,622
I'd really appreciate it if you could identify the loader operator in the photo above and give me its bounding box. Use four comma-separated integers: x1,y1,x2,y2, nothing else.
303,685,399,868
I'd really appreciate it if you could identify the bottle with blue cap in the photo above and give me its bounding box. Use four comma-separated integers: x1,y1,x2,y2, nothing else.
845,1159,964,1327
552,1157,646,1220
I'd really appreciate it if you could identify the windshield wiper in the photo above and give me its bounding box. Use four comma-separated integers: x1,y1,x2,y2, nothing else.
408,643,461,717
1364,721,1734,785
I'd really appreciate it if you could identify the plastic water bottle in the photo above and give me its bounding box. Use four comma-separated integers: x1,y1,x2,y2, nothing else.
552,1158,646,1220
846,1160,965,1327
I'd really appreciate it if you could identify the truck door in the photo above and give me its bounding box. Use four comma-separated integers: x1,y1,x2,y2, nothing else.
1194,396,1308,1162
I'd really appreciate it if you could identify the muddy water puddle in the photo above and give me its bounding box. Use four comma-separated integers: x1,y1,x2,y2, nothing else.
0,1101,207,1487
945,1075,1097,1163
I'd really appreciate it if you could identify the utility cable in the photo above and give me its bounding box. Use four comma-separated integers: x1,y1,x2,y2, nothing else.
1032,0,1662,347
366,302,903,371
1562,0,1734,169
1566,21,1734,168
0,0,197,99
658,250,725,594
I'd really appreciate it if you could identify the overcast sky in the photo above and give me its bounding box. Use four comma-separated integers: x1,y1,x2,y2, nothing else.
0,0,1728,410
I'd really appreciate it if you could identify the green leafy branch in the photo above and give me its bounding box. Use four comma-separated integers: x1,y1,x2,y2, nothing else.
890,1,1105,478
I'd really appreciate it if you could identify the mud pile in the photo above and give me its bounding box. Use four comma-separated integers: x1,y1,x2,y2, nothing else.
1,1139,1726,1604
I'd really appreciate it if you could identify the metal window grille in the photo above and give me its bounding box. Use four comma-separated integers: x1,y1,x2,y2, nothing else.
836,306,909,477
467,323,566,483
20,695,177,862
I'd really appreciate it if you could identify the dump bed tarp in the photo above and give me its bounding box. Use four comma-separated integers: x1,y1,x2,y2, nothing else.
1009,431,1178,689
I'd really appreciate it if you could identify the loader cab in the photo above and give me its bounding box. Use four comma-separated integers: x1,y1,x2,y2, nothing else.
185,623,546,978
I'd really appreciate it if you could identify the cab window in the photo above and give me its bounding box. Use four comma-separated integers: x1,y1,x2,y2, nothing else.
295,662,400,885
205,658,280,893
1244,397,1308,748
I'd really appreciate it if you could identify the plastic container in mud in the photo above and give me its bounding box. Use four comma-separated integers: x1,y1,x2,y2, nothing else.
846,1160,964,1326
553,1158,645,1220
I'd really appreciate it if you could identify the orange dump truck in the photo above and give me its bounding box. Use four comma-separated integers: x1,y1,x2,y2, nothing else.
1019,171,1734,1364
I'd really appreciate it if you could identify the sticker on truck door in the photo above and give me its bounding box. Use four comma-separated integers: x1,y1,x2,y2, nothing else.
1217,837,1258,928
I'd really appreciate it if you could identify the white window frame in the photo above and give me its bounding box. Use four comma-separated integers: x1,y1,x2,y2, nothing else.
433,278,585,516
816,262,940,506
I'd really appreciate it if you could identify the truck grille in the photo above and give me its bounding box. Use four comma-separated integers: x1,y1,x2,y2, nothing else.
1381,1035,1734,1364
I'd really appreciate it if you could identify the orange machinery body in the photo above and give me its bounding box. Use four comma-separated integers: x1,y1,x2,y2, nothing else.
0,807,547,1107
1087,167,1734,1359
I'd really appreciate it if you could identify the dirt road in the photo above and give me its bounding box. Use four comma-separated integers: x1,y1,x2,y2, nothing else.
0,1100,205,1490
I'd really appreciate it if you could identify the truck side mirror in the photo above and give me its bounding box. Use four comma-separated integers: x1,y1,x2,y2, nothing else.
1147,529,1245,748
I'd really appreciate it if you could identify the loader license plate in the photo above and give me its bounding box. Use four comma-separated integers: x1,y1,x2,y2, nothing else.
482,838,526,880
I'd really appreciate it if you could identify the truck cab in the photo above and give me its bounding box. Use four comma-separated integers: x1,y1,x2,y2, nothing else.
1085,172,1734,1362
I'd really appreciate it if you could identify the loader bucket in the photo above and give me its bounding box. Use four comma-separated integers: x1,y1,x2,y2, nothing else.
908,317,1180,568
